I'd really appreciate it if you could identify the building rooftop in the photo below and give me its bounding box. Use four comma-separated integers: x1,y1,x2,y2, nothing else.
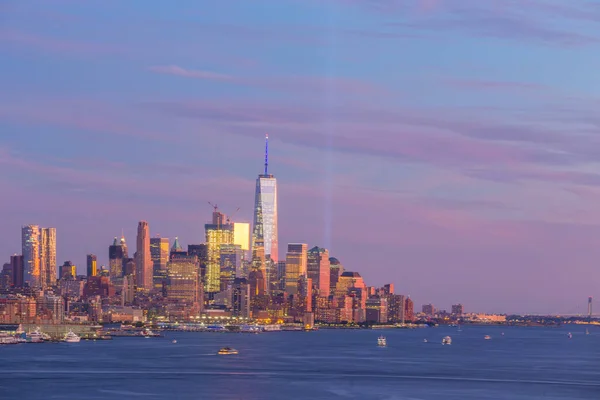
341,271,361,278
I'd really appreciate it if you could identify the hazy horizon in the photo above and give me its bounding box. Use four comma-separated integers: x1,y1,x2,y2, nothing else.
2,0,600,315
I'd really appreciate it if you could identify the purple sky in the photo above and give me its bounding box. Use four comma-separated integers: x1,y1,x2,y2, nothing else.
2,0,600,314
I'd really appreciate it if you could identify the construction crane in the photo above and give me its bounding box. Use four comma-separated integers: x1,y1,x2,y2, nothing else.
226,207,241,224
208,201,219,213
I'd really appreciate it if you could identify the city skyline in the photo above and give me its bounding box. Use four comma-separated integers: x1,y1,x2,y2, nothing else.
2,0,600,314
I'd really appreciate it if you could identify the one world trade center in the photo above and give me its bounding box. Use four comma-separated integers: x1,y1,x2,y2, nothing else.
252,134,279,262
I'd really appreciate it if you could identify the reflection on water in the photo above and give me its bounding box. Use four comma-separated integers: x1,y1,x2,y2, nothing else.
0,325,598,399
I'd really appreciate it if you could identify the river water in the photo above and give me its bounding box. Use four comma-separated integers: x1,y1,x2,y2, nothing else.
0,325,598,399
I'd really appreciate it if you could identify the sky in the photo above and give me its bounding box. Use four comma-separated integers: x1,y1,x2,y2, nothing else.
2,0,600,314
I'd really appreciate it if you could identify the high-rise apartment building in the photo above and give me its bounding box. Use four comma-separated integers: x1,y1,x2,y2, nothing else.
252,135,279,262
451,303,464,316
135,221,152,291
205,210,234,293
307,246,331,297
22,225,41,288
285,243,307,295
422,303,435,316
40,227,56,287
150,237,170,290
86,254,97,277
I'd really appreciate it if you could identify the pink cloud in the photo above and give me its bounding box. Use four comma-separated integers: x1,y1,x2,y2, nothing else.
0,29,121,55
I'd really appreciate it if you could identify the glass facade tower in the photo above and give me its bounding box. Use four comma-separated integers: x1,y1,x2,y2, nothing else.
252,134,279,262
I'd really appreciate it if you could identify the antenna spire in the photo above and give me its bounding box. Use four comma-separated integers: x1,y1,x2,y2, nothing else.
264,133,269,175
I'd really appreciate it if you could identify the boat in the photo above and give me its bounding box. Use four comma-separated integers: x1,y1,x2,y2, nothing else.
501,332,505,336
442,336,452,345
63,331,81,343
218,347,239,355
26,329,46,343
567,332,572,339
457,324,462,332
586,329,590,335
0,333,19,345
172,340,177,344
423,339,428,343
484,335,491,340
377,336,387,347
141,329,160,337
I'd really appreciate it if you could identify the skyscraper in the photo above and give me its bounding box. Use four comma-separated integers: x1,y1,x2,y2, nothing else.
40,227,56,287
10,254,24,288
87,254,97,277
22,225,41,288
109,236,128,279
150,237,170,290
135,221,152,291
166,254,201,303
252,134,279,262
233,222,250,252
307,246,331,297
205,210,234,293
285,243,307,295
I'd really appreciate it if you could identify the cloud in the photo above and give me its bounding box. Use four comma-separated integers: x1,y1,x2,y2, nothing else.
446,78,549,91
147,64,386,96
0,29,121,55
148,65,233,81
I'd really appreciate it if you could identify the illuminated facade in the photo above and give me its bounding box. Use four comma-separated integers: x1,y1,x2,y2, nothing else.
166,255,201,303
220,244,243,291
233,222,250,251
135,221,153,291
40,227,56,288
22,225,41,288
205,211,234,293
86,254,97,277
252,135,279,262
109,236,127,279
307,246,330,297
150,237,170,290
285,243,307,295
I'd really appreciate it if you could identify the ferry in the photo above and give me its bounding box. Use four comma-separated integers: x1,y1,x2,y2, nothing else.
377,336,387,347
63,331,81,343
218,347,239,355
442,336,452,345
567,332,573,339
0,333,19,345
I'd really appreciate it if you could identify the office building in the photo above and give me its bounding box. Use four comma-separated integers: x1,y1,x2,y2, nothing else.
329,257,344,293
135,221,152,291
232,278,250,318
10,254,24,288
205,210,234,293
109,236,128,279
220,244,243,291
86,254,97,277
252,135,279,262
285,243,307,295
307,246,331,297
150,237,169,290
405,297,414,322
59,261,76,280
166,255,201,303
233,222,250,252
22,225,41,288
